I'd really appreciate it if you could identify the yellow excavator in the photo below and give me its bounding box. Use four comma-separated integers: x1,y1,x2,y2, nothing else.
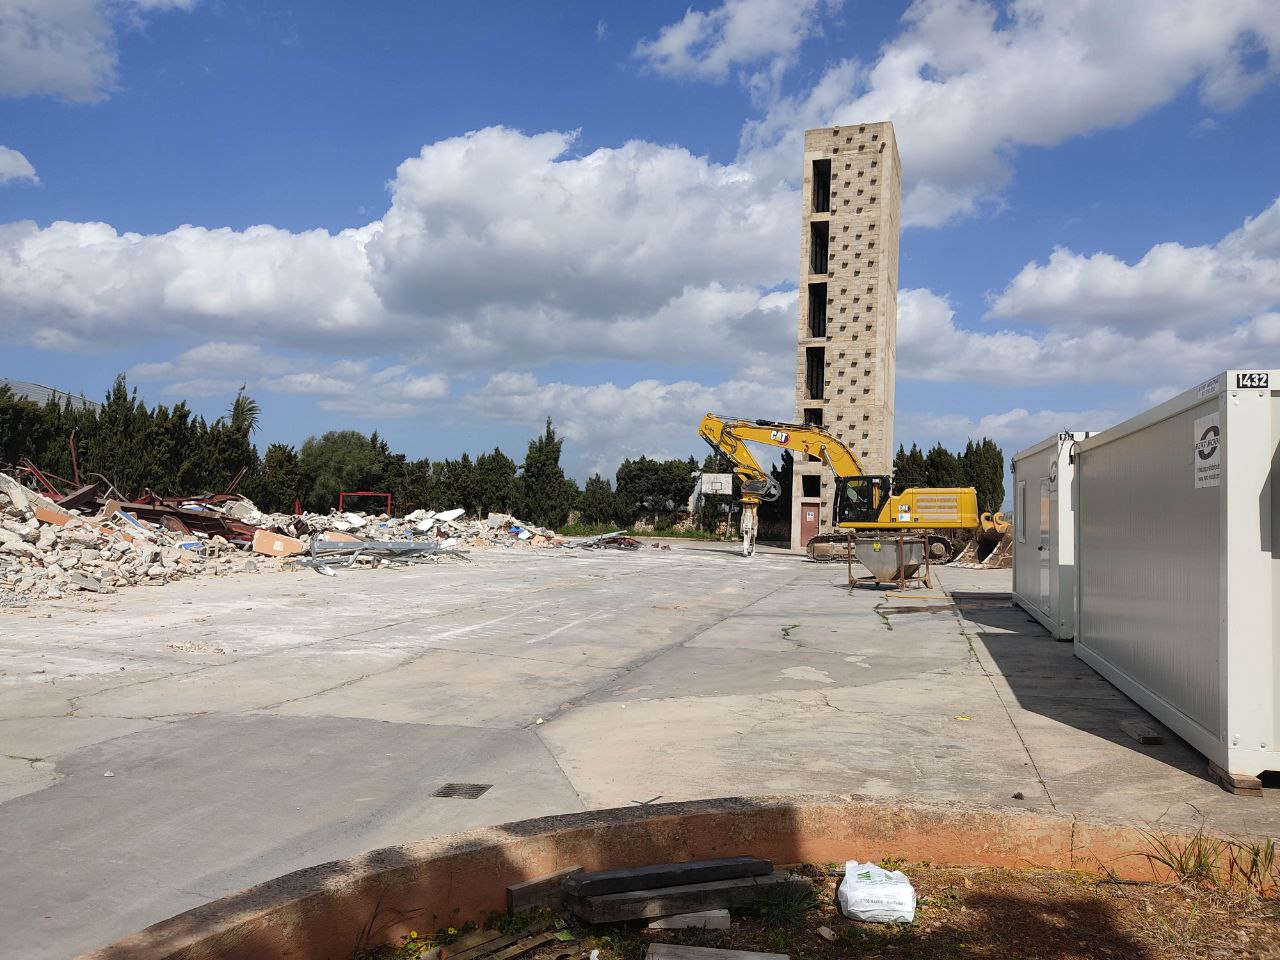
698,413,1007,558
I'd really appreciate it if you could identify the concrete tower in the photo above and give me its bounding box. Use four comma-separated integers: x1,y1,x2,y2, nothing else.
790,122,901,551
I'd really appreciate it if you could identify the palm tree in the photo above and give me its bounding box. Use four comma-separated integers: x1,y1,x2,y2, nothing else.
226,386,261,437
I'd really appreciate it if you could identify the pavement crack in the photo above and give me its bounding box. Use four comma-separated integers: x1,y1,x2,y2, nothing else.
3,753,44,765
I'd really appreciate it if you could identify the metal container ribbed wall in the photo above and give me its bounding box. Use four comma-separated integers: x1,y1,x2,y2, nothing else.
1077,407,1221,731
1073,370,1279,779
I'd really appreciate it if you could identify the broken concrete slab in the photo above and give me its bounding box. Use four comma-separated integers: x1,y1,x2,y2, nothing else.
647,910,731,930
251,529,305,558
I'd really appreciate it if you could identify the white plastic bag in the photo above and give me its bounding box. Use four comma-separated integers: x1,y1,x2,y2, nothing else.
837,861,916,923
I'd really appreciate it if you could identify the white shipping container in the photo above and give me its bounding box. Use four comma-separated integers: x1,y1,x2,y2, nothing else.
1074,370,1280,782
1012,432,1092,640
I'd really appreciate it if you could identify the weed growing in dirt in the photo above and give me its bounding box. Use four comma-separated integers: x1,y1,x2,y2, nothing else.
593,930,646,960
1136,828,1280,895
751,880,820,927
482,908,554,936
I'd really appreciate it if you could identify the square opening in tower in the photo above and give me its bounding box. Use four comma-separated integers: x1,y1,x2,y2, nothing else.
809,221,829,275
805,346,825,400
811,158,831,213
807,282,827,337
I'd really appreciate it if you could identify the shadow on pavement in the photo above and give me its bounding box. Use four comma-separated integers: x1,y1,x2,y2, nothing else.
946,590,1219,788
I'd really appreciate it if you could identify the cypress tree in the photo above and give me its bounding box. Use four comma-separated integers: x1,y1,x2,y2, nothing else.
519,418,573,529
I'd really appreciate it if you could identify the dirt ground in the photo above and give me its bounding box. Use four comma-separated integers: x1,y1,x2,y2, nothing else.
550,865,1280,960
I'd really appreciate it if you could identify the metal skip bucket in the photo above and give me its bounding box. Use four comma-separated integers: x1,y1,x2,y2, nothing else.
857,536,925,583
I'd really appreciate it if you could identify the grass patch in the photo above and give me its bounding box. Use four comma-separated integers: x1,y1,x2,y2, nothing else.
749,880,820,927
1131,828,1280,896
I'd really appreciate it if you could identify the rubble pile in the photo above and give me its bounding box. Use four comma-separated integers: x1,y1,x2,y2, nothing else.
248,507,570,550
0,477,275,606
0,467,628,607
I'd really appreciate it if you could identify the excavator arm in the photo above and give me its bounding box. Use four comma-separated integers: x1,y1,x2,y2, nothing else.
699,414,865,479
698,412,983,558
697,414,784,505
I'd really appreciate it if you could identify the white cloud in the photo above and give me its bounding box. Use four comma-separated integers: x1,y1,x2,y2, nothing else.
264,364,449,418
635,0,841,96
988,196,1280,336
463,371,792,478
898,285,1267,388
899,405,1118,459
0,0,199,103
0,145,37,184
372,127,790,326
0,219,383,350
129,340,788,477
0,127,796,371
739,0,1280,225
128,341,448,417
894,194,1280,387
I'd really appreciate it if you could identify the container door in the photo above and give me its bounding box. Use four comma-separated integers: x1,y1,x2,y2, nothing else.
1039,478,1051,611
800,501,821,546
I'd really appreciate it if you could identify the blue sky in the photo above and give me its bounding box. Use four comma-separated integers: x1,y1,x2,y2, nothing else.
1,0,1279,480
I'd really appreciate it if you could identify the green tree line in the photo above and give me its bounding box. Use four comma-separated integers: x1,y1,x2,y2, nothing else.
892,439,1006,514
0,377,701,530
2,375,1005,530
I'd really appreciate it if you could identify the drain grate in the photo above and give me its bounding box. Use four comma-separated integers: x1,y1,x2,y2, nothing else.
432,782,492,800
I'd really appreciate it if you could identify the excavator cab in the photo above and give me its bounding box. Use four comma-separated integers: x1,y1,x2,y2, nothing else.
833,475,891,525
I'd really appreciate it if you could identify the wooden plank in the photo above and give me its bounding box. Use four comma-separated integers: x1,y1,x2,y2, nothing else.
647,945,787,960
647,910,731,930
563,856,772,898
443,929,505,956
484,931,560,960
568,870,807,924
444,919,553,960
1119,719,1164,745
507,865,583,915
1208,760,1264,798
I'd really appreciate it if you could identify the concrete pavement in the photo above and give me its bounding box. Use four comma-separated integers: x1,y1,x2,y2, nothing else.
1,541,1275,959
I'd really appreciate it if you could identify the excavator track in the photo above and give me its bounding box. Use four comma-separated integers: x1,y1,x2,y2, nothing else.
805,530,958,563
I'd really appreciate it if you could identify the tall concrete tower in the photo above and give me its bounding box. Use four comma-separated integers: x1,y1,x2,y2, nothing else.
790,122,901,551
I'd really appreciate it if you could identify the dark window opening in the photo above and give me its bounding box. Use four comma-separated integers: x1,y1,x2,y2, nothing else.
802,475,821,498
807,282,827,337
809,220,829,274
803,407,823,427
805,346,825,400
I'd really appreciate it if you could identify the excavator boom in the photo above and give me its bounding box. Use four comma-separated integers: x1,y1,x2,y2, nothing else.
700,414,863,478
698,412,981,557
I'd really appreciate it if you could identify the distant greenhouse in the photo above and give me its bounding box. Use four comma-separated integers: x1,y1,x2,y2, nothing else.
0,378,101,413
